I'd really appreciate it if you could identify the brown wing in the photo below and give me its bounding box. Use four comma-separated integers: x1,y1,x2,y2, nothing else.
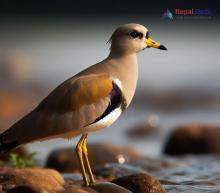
37,73,112,113
1,73,113,146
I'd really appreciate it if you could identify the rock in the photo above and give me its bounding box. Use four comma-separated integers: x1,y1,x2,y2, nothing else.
63,174,131,193
126,115,160,139
62,187,96,193
164,124,220,155
112,173,166,193
93,163,145,179
0,167,64,193
45,143,140,173
6,185,43,193
90,182,132,193
63,173,97,193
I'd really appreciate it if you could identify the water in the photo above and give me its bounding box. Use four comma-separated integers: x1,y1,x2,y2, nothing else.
154,156,220,193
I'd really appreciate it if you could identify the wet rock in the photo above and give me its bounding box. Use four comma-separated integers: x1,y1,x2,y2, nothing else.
112,173,166,193
90,182,132,193
164,124,220,155
126,115,160,139
6,185,43,193
93,163,145,179
64,173,97,193
62,187,97,193
0,167,64,193
45,143,140,173
64,174,131,193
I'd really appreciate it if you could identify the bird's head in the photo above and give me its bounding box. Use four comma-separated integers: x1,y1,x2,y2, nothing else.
109,23,167,55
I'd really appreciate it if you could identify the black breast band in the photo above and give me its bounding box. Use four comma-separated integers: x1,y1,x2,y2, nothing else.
91,81,127,124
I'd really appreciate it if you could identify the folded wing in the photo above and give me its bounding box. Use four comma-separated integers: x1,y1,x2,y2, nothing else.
0,73,114,151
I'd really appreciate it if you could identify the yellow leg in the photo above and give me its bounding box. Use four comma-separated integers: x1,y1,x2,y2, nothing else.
82,134,96,184
76,134,89,187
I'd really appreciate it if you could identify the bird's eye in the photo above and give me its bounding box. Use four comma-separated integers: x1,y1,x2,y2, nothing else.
130,31,139,38
146,32,149,39
129,31,143,39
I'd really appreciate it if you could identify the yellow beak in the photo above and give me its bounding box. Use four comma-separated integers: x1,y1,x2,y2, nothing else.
145,38,167,50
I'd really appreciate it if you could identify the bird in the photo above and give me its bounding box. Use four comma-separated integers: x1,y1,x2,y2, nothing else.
0,23,167,186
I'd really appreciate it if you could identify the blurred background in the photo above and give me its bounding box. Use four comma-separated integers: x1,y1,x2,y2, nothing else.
0,0,220,161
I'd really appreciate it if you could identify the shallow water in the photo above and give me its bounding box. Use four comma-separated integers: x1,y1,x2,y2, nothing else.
154,156,220,193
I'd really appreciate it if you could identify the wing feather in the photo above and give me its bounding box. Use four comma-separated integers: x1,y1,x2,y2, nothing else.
1,73,113,145
37,73,112,113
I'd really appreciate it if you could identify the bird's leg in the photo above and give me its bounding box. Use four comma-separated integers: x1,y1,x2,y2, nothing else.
76,134,89,187
82,133,96,185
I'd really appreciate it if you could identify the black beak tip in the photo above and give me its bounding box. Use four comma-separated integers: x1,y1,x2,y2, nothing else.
159,45,168,50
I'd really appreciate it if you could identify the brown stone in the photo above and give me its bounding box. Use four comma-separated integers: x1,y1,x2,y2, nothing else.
126,118,160,139
45,143,140,173
62,186,97,193
0,167,64,193
90,182,132,193
63,174,131,193
112,173,166,193
64,180,132,193
64,173,97,193
164,124,220,155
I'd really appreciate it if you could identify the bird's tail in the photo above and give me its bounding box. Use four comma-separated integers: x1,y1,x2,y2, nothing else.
0,130,19,153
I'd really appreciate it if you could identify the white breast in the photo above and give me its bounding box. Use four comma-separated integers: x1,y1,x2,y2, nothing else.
85,107,122,133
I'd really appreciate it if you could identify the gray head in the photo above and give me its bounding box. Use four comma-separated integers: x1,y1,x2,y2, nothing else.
109,23,167,55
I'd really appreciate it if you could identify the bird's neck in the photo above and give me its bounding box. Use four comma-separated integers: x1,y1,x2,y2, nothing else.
110,46,138,58
108,49,137,59
106,52,138,74
106,52,138,106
